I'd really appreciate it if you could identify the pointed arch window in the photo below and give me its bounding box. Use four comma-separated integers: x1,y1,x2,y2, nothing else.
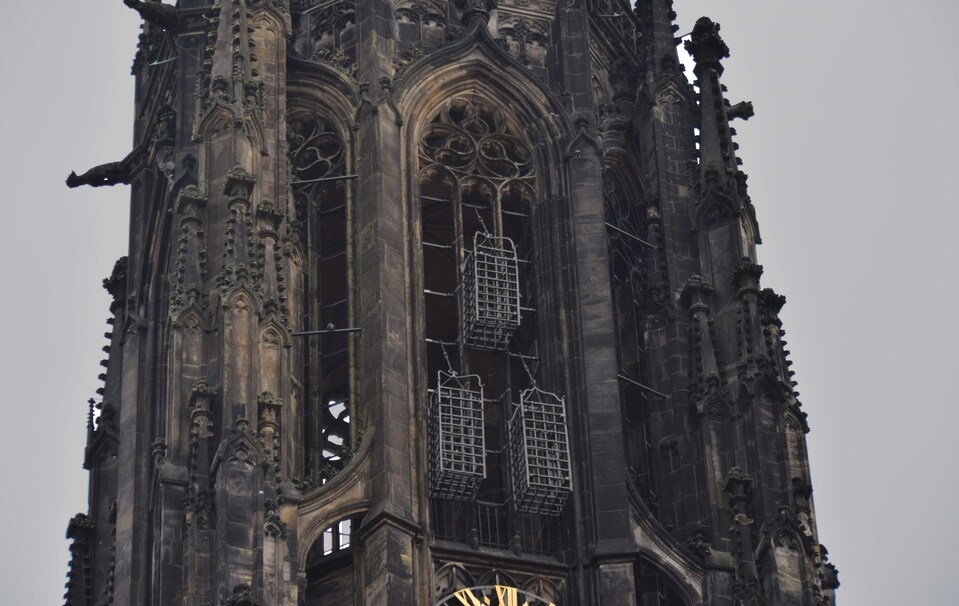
396,0,447,53
604,178,657,509
294,0,358,65
288,110,354,486
418,96,570,552
418,97,537,385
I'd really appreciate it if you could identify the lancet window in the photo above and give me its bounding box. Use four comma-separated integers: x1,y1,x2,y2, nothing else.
293,0,357,66
395,0,447,54
604,178,656,509
419,97,571,552
288,110,353,486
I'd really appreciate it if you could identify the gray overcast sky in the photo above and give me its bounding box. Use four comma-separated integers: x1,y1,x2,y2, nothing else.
0,1,955,604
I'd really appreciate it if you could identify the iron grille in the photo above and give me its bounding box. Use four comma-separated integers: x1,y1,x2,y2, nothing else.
462,233,521,350
429,499,563,558
429,371,486,501
509,387,572,516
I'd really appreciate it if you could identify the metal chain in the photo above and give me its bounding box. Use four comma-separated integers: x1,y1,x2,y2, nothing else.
439,341,456,375
473,203,491,237
518,351,537,388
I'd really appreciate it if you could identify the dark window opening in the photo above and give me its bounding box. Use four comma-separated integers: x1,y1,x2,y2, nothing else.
288,111,353,487
419,97,571,555
604,179,657,512
304,518,355,605
636,561,688,606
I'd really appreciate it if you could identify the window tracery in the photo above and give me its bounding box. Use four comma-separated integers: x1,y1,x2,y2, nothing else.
288,111,353,486
292,0,357,73
419,97,570,554
497,16,550,81
396,0,447,54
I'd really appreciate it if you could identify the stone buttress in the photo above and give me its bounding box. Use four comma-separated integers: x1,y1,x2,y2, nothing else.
63,1,838,605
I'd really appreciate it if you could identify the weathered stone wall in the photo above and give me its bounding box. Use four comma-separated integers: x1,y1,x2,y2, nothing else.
63,1,838,605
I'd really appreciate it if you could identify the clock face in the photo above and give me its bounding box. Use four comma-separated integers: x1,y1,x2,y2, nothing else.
436,585,556,606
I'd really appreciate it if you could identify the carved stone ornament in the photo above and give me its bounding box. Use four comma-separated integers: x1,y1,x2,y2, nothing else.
124,0,182,31
176,184,209,217
684,17,730,75
294,0,358,77
680,274,714,308
222,584,260,606
420,98,535,191
151,438,168,469
224,166,257,200
733,257,764,289
760,288,786,317
103,256,129,301
66,513,95,539
497,16,550,70
685,526,712,559
722,466,753,502
189,380,218,409
263,498,288,539
727,100,755,121
66,159,134,188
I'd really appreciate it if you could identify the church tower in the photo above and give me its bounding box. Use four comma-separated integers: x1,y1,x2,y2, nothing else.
63,0,839,604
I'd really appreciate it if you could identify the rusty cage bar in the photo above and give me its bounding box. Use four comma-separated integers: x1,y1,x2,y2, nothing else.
461,233,522,350
429,371,487,501
508,386,572,516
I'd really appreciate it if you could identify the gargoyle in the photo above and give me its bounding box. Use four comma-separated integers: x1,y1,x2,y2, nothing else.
727,100,755,121
123,0,181,32
67,146,143,188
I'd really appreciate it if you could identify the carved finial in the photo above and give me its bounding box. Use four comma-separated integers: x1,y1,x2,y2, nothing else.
188,380,218,409
224,166,257,201
680,274,714,308
103,257,129,301
175,185,209,216
684,17,730,76
66,513,95,539
760,288,786,316
733,257,763,289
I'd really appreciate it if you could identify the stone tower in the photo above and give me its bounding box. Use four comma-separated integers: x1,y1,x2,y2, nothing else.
63,0,839,604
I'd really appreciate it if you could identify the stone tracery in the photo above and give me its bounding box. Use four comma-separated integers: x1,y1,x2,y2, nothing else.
288,110,353,486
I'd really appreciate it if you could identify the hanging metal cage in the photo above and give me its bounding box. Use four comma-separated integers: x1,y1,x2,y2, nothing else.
462,233,521,350
508,386,572,516
428,371,486,501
